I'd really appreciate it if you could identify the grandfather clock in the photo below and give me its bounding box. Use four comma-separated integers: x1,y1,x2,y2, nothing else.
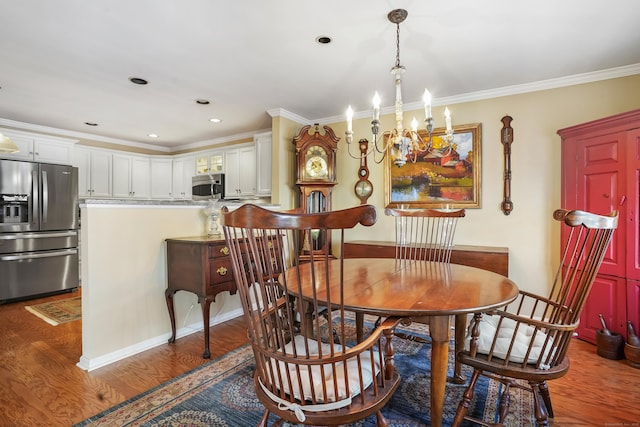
294,124,339,258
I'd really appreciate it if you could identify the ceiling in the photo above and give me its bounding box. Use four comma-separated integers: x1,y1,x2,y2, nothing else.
1,1,639,152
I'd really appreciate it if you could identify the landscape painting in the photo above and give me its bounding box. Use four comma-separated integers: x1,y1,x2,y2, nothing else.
385,123,481,208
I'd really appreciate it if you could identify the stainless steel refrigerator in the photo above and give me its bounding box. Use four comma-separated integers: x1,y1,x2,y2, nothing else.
0,159,79,302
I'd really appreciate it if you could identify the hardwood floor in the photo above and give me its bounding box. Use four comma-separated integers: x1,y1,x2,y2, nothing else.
1,292,638,427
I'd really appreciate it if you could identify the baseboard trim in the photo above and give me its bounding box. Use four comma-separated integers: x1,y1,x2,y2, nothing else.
76,307,244,371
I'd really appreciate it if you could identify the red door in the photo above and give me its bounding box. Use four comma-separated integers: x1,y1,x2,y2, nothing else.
572,132,628,339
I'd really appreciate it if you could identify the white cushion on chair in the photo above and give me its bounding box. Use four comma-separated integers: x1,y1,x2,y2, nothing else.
267,335,380,403
464,315,553,368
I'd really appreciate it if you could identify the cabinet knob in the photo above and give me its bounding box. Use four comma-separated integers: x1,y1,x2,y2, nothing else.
219,246,229,255
216,266,228,276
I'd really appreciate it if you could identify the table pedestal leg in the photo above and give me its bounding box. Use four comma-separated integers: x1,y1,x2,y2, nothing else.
429,315,450,427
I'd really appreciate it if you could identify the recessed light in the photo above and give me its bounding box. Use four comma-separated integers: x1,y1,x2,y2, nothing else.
316,35,332,44
209,118,222,123
196,99,211,105
129,77,148,85
148,133,159,138
84,122,98,126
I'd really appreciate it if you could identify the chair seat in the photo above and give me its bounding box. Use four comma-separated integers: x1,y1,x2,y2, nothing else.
267,335,380,403
457,350,570,381
464,315,555,368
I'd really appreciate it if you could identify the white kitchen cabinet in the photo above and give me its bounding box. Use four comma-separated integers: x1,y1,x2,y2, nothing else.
195,151,224,175
150,157,173,199
73,147,112,197
255,132,272,196
171,155,195,199
224,145,256,198
0,128,76,165
112,154,150,198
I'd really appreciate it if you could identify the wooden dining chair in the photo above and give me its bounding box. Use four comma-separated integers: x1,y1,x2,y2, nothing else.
452,209,618,427
383,206,468,383
221,204,403,427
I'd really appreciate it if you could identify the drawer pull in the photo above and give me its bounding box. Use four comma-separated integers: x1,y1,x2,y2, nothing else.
219,246,229,255
216,266,228,276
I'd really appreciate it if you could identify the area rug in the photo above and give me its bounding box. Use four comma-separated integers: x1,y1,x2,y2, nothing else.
24,296,81,326
74,322,534,426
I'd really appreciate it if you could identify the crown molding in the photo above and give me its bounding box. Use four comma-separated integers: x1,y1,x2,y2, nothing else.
318,63,640,124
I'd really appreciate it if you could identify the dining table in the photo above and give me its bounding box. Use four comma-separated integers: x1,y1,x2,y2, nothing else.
281,257,519,427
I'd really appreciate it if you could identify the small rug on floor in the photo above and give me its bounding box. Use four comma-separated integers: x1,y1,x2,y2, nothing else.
25,296,81,326
73,322,534,426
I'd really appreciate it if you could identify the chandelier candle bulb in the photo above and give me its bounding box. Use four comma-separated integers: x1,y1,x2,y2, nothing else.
445,107,452,132
423,89,432,119
373,92,381,121
346,106,353,134
411,118,418,132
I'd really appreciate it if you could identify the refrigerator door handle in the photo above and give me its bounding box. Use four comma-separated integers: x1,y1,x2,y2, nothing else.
31,169,39,227
42,170,48,224
0,248,78,261
0,231,78,240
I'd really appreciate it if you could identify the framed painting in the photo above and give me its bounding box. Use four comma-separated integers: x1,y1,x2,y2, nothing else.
385,122,482,208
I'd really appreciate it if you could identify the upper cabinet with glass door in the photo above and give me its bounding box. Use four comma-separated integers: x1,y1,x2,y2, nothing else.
196,152,223,175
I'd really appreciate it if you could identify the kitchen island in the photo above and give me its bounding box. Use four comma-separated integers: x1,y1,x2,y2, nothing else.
77,199,273,371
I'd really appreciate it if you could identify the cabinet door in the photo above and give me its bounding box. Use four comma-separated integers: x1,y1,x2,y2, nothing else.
626,129,640,281
73,148,92,197
150,158,172,199
224,150,240,197
172,156,194,199
255,132,272,196
112,155,133,198
238,146,256,196
577,273,627,343
89,150,112,197
573,133,626,278
130,157,150,198
196,153,223,174
34,139,72,164
0,133,33,161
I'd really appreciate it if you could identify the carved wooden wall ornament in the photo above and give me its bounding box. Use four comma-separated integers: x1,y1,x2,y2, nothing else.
501,115,514,215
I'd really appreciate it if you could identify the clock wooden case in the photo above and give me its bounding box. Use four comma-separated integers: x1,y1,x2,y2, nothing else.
294,124,339,258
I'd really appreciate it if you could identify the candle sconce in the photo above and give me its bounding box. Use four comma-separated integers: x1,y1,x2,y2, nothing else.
501,115,514,215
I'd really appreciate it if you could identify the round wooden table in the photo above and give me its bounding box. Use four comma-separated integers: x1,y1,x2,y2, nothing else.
282,258,518,427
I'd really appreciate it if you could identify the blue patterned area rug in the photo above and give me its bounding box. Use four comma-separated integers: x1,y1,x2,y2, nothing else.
74,324,534,426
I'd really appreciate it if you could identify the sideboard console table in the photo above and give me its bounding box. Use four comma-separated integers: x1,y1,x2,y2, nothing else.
343,241,509,276
165,235,237,358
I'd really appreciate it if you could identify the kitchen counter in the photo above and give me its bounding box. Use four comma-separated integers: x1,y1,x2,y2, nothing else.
80,198,276,207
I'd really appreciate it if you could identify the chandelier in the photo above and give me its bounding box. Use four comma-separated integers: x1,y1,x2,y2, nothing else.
345,9,453,168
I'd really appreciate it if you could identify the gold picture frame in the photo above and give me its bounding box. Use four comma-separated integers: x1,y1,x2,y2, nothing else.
385,122,482,209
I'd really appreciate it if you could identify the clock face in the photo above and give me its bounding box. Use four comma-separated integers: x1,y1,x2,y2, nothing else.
305,145,329,179
355,180,373,197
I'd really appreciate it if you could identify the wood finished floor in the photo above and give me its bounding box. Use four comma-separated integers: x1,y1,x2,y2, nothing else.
1,291,638,427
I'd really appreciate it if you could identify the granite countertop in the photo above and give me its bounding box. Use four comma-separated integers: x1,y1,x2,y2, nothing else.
80,198,278,208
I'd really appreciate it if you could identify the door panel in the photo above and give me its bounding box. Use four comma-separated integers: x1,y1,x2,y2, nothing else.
575,133,626,277
576,273,626,343
39,163,78,231
625,129,640,281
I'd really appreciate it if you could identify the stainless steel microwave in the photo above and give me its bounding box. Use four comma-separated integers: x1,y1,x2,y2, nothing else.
192,173,225,200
